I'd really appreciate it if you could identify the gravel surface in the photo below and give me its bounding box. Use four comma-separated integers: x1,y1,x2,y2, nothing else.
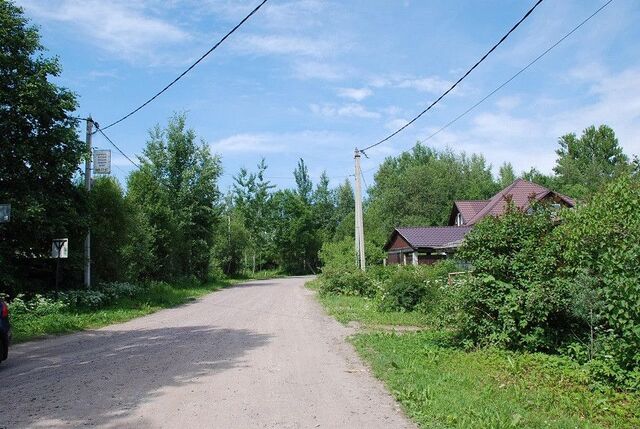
0,277,414,428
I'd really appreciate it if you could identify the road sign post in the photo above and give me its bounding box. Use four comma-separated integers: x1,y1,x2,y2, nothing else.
52,238,68,289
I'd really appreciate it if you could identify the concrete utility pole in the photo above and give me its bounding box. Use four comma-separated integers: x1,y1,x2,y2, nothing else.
354,149,366,271
84,117,93,288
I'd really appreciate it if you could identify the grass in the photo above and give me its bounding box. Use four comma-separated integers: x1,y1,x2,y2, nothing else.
318,293,432,328
11,279,235,343
307,278,432,328
308,281,640,428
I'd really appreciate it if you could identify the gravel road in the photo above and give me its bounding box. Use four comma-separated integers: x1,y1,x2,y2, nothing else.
0,277,414,428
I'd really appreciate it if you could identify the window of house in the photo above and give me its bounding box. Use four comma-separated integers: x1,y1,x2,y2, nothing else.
456,212,463,226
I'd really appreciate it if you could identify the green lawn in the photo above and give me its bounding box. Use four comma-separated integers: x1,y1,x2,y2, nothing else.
309,282,640,428
11,279,235,343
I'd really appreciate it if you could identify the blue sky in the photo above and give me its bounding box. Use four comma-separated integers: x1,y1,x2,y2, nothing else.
16,0,640,193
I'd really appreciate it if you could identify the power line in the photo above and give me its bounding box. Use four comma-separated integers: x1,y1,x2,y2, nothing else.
94,125,141,169
361,0,544,153
421,0,614,145
99,0,269,132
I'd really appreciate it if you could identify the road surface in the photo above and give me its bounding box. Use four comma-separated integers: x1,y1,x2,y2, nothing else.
0,277,414,428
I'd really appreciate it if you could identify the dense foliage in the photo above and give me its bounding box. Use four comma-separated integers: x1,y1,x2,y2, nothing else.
127,114,222,282
366,144,500,244
0,0,85,294
457,175,640,389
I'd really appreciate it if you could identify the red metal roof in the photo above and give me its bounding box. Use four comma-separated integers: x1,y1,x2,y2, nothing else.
466,178,575,225
392,226,472,250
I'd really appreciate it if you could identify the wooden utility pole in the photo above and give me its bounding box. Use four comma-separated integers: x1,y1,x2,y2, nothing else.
84,117,93,288
354,149,366,271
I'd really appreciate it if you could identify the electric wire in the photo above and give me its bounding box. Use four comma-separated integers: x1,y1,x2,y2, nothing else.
361,0,544,153
99,0,269,132
420,0,614,145
95,125,141,169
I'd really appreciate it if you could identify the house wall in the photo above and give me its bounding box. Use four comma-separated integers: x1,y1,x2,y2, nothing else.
418,253,446,265
387,233,412,250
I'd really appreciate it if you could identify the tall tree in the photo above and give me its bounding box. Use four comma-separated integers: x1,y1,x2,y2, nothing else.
554,125,629,199
498,162,516,188
127,114,222,281
312,171,335,241
232,159,275,272
293,158,313,203
0,1,85,292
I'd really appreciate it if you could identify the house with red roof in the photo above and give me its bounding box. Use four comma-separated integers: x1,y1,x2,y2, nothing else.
384,178,575,265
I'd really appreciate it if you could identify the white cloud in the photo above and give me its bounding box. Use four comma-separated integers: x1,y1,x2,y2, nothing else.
385,118,409,131
233,34,334,58
368,74,459,95
211,133,287,154
292,61,347,81
211,130,353,154
495,95,521,110
310,103,380,119
17,0,190,64
397,76,453,94
337,87,373,101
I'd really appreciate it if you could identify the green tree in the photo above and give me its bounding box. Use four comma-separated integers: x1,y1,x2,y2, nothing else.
293,158,313,203
0,0,85,293
312,171,336,241
333,179,355,240
232,159,276,272
554,125,629,199
272,190,320,274
90,177,127,283
521,167,556,189
498,162,516,188
558,174,640,387
212,193,251,276
366,144,498,244
127,114,222,281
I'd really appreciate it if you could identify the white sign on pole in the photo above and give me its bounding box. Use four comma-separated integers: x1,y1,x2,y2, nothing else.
52,238,69,259
94,149,111,174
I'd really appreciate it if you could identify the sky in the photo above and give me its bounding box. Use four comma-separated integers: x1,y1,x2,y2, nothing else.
15,0,640,193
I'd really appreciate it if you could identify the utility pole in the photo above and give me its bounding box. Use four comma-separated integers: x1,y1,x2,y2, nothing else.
84,117,93,288
354,149,366,271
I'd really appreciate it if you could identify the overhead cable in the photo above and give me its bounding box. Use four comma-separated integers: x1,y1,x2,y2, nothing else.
361,0,544,153
99,0,269,132
421,0,614,144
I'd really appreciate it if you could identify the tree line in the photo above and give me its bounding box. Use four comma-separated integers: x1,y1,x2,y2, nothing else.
2,0,637,296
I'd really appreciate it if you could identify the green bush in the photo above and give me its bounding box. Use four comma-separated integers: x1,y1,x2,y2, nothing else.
557,175,640,389
457,203,578,352
8,294,68,316
319,268,378,298
378,265,450,312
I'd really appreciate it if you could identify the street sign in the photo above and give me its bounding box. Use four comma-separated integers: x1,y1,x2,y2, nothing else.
94,149,111,174
0,204,9,223
52,238,68,259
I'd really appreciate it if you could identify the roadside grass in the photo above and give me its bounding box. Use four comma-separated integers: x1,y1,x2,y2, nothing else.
229,268,287,281
307,278,431,328
353,331,640,429
309,281,640,428
318,293,432,328
11,279,235,343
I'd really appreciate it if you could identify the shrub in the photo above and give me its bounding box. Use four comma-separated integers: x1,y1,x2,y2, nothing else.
379,267,433,312
9,294,68,316
456,203,577,351
558,175,640,388
319,268,377,298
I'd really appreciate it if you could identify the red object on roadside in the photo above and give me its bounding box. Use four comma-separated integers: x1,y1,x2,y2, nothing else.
1,302,7,318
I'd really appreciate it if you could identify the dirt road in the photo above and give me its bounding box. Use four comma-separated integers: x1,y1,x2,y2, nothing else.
0,277,414,428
